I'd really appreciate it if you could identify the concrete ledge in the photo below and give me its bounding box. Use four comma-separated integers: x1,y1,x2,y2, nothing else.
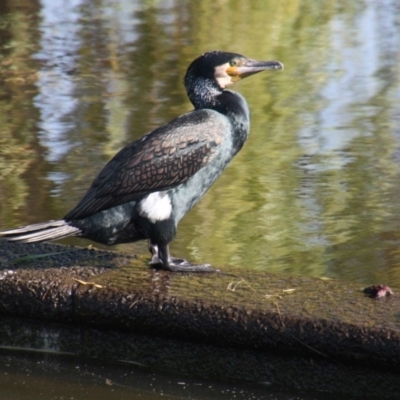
0,240,399,398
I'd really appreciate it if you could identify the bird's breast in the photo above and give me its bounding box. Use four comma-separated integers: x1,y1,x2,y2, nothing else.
170,133,237,223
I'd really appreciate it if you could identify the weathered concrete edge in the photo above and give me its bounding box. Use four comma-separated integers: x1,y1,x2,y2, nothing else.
0,240,399,398
0,263,399,371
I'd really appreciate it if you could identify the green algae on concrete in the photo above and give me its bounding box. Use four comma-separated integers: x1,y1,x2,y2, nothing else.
0,240,399,398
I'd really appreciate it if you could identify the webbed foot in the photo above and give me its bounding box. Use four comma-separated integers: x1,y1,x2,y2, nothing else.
163,257,216,272
148,242,217,272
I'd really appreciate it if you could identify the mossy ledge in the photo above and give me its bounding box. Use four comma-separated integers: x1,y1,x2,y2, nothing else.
0,240,399,398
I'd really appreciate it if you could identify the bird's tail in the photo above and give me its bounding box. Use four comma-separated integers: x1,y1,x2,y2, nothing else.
0,220,81,243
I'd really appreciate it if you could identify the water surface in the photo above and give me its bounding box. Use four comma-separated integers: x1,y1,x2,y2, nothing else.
1,0,400,287
0,350,346,400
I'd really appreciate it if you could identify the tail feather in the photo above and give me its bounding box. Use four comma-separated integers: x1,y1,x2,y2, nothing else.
0,220,81,243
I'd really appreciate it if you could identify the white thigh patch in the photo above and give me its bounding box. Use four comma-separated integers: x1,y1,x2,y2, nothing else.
138,192,172,223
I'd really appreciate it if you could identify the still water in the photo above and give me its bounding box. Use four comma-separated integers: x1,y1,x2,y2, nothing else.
0,0,399,397
0,350,360,400
2,0,400,285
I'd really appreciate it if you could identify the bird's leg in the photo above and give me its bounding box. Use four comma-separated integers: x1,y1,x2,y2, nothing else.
149,240,191,265
150,242,216,272
148,240,161,264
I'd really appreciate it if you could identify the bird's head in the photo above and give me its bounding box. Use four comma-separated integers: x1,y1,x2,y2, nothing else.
185,51,283,90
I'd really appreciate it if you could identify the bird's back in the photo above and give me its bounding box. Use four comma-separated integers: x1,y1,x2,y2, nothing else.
64,108,239,222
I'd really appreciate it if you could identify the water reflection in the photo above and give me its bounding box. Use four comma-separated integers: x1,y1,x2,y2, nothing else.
1,0,400,286
34,0,81,167
0,350,338,400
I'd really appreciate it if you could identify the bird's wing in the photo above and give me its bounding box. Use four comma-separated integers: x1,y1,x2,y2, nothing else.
64,110,227,220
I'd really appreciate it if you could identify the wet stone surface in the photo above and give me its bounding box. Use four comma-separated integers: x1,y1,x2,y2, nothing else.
0,240,400,398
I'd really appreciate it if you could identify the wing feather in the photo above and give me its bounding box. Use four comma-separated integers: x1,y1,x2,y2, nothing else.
65,110,227,220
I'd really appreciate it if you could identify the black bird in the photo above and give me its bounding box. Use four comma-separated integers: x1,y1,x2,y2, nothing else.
0,51,283,272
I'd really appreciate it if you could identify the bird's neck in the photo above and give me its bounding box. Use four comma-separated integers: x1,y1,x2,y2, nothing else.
186,77,250,122
185,77,222,109
217,90,250,153
186,76,251,152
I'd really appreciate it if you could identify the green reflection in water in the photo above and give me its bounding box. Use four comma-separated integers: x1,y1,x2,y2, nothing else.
1,0,400,286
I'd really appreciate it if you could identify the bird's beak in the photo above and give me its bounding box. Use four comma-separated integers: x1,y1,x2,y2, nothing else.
227,59,284,81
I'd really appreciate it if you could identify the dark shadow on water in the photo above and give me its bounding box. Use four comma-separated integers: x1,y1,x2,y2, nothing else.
0,349,362,400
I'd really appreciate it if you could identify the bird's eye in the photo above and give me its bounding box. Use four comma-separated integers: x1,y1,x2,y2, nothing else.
229,60,237,67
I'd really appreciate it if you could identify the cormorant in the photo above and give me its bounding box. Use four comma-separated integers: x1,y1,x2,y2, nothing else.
0,51,283,272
